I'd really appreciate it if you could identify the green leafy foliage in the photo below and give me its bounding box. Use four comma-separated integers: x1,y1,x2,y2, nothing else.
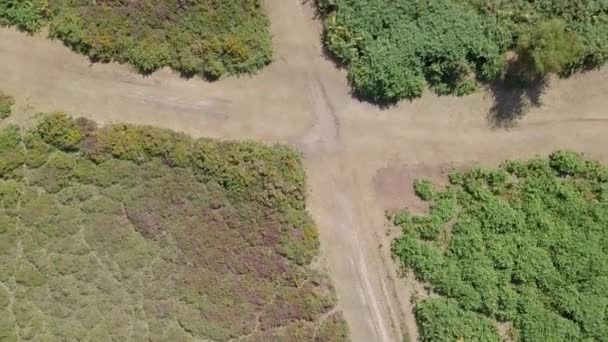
318,0,608,102
36,112,84,150
0,92,14,119
321,0,501,102
466,0,608,71
392,152,608,341
414,179,434,201
0,0,48,32
0,114,349,341
416,298,500,342
517,20,584,80
1,0,271,78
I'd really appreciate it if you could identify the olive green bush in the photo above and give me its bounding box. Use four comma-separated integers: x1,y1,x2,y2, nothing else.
517,19,584,80
1,0,271,78
391,152,608,341
36,112,84,150
318,0,608,102
0,92,14,119
315,312,350,341
0,114,348,341
0,125,24,178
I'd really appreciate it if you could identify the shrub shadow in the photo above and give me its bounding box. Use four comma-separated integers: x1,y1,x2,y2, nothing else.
487,64,549,128
348,88,403,110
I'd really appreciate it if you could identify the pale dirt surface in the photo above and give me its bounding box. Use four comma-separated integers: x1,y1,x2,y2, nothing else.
2,0,608,341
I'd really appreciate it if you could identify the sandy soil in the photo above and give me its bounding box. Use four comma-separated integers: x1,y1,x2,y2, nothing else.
2,0,608,341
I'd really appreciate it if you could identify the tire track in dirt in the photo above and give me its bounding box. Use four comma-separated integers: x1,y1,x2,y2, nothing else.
299,74,400,342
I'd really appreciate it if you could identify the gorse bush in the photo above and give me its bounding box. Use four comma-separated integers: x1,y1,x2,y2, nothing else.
0,114,348,341
0,0,271,78
318,0,608,102
33,112,307,211
391,152,608,341
36,112,84,150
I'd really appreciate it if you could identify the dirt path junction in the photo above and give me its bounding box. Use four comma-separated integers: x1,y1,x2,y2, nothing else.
1,1,608,341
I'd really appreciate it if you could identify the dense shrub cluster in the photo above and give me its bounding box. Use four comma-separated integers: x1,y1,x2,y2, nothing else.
416,298,501,342
516,19,584,81
391,152,608,341
0,0,47,32
0,114,349,341
0,92,14,119
0,0,271,78
318,0,608,102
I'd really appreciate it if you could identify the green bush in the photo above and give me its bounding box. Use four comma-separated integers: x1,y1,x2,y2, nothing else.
316,311,350,341
548,150,586,176
321,0,503,102
1,0,272,78
348,37,425,102
23,131,53,168
36,112,84,151
416,298,500,342
0,92,14,119
0,0,47,32
318,0,608,102
0,125,24,178
516,20,584,80
414,179,434,201
0,179,22,209
58,120,308,209
393,152,608,341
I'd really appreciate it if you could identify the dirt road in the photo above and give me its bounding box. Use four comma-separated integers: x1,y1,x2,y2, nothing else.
2,0,608,341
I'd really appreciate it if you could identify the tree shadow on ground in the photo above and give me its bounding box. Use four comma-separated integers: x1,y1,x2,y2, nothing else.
487,64,549,128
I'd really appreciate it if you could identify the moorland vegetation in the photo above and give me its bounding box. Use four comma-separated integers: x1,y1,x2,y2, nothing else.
0,0,272,78
0,112,349,341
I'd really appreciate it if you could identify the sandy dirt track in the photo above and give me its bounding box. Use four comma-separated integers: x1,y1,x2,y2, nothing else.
2,0,608,341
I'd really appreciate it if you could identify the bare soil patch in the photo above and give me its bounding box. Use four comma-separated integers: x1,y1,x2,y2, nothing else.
373,162,453,213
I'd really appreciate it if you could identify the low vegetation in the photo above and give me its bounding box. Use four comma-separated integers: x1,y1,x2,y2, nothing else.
0,92,14,119
0,0,272,78
317,0,608,102
391,152,608,341
0,112,349,341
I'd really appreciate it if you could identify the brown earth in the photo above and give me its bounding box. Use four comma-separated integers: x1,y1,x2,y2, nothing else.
2,0,608,341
